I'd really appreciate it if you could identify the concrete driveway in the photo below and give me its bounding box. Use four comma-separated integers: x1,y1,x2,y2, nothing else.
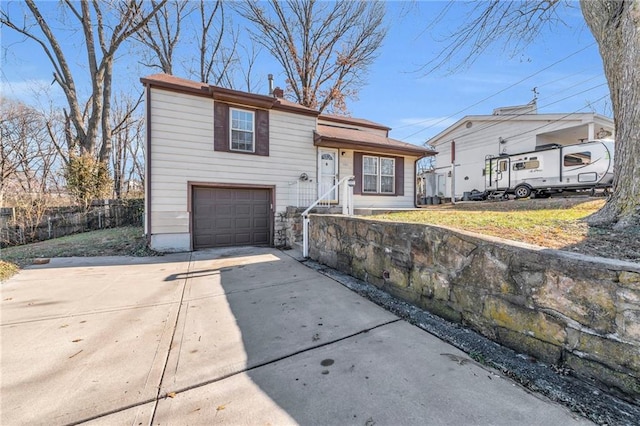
1,247,592,425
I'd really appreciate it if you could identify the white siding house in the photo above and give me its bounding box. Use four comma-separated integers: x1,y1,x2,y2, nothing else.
142,74,434,252
426,101,614,200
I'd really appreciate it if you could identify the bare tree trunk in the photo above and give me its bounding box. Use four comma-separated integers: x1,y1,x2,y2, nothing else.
581,0,640,229
1,0,167,165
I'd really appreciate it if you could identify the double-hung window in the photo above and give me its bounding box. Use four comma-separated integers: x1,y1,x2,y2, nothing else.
230,108,254,152
363,155,395,194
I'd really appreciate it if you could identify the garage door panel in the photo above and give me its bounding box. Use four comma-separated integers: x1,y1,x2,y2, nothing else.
193,187,271,249
253,218,269,227
252,190,270,201
235,205,251,215
235,233,251,244
235,191,253,201
253,204,268,215
236,218,251,228
214,234,233,246
253,232,269,244
194,235,213,247
217,189,235,200
198,219,214,230
215,218,233,230
215,205,234,216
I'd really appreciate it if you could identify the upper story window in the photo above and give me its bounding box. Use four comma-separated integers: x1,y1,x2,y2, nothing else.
363,155,395,194
214,102,269,156
230,108,254,152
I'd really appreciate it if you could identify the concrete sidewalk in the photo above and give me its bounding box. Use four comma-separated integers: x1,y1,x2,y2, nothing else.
1,247,592,425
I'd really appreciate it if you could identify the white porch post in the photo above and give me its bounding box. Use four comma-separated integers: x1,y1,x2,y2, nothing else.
450,163,456,204
342,179,348,215
302,217,309,258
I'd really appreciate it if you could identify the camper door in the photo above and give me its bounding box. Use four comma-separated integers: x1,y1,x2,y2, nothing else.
486,158,510,190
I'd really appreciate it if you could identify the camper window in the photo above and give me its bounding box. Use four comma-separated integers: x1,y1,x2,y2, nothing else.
512,160,540,171
564,151,591,166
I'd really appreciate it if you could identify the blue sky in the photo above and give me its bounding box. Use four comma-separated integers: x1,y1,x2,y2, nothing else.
1,1,609,146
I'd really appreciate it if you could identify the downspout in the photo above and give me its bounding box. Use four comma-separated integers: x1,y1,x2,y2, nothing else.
414,155,425,208
145,85,152,246
414,159,419,208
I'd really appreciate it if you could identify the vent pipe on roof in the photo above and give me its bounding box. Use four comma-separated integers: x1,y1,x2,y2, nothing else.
268,74,274,96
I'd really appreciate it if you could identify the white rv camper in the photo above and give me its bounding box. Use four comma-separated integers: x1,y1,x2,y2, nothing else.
485,140,615,199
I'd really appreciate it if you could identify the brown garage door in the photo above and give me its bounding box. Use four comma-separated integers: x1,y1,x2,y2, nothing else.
192,187,271,249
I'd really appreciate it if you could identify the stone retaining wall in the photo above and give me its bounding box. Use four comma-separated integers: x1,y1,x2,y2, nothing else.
308,215,640,399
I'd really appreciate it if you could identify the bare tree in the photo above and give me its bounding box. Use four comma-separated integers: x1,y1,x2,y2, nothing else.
196,0,230,85
236,0,387,114
134,0,190,75
426,0,639,229
0,0,167,163
0,98,62,240
0,99,59,204
110,93,145,199
421,1,565,75
134,0,254,89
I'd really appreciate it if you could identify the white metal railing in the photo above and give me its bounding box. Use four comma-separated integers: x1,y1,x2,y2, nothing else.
288,180,317,207
288,180,343,208
302,175,354,258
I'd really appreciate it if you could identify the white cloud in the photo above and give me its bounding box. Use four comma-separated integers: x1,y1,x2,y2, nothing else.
1,79,64,106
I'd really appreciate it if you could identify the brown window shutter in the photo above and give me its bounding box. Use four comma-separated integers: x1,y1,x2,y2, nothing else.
214,102,229,152
353,152,363,194
395,156,404,196
255,109,269,156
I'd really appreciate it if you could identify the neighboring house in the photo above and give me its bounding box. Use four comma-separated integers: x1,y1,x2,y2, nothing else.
141,74,434,252
426,100,614,200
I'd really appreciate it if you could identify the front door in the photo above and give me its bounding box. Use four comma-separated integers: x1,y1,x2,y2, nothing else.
318,148,338,203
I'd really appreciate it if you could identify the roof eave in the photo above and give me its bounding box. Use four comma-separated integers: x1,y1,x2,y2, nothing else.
141,75,320,115
140,76,210,97
273,102,320,117
318,114,391,131
314,132,436,157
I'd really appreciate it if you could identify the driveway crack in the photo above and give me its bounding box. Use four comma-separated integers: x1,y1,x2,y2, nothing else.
157,318,402,398
148,252,193,425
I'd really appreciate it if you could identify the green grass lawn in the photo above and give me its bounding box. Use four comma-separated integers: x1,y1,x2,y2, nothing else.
0,226,154,281
376,198,606,249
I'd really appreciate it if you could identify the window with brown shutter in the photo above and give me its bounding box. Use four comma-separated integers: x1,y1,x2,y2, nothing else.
353,152,404,196
214,102,269,156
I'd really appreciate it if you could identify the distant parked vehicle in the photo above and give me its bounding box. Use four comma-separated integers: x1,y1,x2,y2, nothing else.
484,140,614,199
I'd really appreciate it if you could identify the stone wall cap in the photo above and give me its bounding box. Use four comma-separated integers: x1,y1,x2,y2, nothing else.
310,215,640,272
